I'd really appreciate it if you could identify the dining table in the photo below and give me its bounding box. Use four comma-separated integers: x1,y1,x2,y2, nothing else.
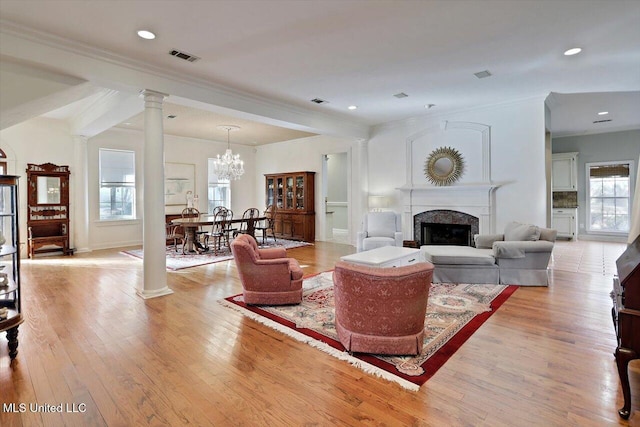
171,214,266,254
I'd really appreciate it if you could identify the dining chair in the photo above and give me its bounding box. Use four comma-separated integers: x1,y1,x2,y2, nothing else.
203,209,228,255
182,207,207,247
181,207,200,218
220,208,236,248
165,223,186,253
256,205,277,244
211,205,225,216
236,208,261,237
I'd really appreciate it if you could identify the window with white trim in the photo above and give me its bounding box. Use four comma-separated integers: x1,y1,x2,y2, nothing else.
587,161,634,233
207,158,230,213
99,149,136,220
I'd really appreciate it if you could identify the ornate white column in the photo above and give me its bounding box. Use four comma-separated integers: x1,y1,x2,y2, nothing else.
137,89,172,299
72,135,90,253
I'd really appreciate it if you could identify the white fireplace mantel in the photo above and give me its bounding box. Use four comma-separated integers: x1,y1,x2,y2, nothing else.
397,182,503,240
400,120,502,242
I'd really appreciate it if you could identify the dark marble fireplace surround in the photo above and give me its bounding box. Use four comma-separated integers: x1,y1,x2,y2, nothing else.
414,210,480,246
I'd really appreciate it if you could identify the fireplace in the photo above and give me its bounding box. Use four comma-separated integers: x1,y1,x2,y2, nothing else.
422,222,471,246
414,210,479,246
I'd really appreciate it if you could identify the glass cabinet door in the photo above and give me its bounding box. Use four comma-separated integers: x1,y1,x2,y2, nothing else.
266,177,274,207
286,176,294,209
0,175,20,329
295,175,305,210
276,178,284,208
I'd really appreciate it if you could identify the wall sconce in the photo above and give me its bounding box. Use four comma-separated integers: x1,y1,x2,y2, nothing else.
368,195,388,212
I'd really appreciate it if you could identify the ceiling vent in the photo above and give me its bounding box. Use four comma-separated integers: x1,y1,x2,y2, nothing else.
169,49,200,63
393,92,409,98
593,119,612,123
474,70,492,79
310,98,328,104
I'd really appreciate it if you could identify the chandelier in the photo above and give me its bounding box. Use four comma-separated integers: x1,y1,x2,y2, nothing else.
213,125,244,181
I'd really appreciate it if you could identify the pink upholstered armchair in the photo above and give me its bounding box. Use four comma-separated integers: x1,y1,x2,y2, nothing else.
333,261,434,355
230,234,303,305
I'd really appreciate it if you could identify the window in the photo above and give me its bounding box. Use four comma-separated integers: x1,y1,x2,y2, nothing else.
587,161,634,233
99,149,135,220
207,158,230,213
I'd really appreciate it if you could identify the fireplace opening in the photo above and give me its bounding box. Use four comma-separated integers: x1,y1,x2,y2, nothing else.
422,222,472,246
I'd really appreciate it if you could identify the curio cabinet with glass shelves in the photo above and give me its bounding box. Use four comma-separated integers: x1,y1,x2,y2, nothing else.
0,175,22,360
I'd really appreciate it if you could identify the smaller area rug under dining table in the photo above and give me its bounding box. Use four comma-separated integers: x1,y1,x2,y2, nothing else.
220,271,517,390
122,238,311,270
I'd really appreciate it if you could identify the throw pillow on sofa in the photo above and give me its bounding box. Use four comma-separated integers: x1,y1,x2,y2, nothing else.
504,221,540,241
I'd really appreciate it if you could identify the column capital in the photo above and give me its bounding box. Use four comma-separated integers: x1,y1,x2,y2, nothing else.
140,89,169,107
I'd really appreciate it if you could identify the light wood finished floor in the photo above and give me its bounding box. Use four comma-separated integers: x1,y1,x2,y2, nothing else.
1,239,638,426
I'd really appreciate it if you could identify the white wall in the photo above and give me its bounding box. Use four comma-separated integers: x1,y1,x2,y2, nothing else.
369,97,549,234
256,135,364,243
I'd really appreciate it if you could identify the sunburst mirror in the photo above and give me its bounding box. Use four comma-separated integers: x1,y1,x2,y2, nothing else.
424,146,465,186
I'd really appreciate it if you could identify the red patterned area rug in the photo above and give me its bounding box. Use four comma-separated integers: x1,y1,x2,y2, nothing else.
220,271,517,391
122,239,311,271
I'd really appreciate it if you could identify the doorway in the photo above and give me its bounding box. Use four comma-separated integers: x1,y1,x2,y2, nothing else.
323,152,349,244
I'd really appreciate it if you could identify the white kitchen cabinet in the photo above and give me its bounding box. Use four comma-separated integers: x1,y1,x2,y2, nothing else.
552,152,579,191
552,208,577,239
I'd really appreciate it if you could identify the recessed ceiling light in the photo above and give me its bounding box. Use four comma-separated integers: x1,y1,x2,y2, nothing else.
597,111,609,115
137,30,156,40
348,105,357,110
564,47,582,56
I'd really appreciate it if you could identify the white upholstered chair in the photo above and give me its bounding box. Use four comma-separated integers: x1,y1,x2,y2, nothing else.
356,211,403,252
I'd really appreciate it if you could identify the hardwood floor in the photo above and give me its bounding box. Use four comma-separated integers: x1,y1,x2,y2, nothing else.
1,239,638,426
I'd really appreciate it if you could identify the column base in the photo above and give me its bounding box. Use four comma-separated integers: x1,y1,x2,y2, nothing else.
136,286,174,300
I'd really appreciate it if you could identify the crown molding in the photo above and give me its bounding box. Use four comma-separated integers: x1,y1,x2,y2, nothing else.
372,95,548,133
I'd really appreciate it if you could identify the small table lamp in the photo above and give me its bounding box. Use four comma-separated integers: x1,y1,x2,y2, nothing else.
368,195,388,212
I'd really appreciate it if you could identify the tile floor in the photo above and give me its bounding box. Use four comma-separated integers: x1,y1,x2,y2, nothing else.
550,239,627,277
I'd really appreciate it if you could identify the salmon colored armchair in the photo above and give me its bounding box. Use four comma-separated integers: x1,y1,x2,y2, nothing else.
333,260,434,355
230,234,303,305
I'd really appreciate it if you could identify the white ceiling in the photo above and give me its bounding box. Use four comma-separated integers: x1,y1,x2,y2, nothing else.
1,0,639,140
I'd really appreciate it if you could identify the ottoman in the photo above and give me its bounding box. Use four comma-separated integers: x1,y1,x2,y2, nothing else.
420,245,499,284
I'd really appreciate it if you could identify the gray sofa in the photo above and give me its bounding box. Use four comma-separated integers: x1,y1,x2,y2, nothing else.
421,222,557,286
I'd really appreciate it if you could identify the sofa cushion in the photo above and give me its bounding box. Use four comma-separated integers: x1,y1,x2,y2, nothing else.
539,227,558,243
421,245,495,265
504,222,540,241
366,212,397,238
362,236,395,251
474,233,504,249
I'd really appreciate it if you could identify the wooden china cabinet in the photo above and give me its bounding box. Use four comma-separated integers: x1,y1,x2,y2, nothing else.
265,171,315,242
